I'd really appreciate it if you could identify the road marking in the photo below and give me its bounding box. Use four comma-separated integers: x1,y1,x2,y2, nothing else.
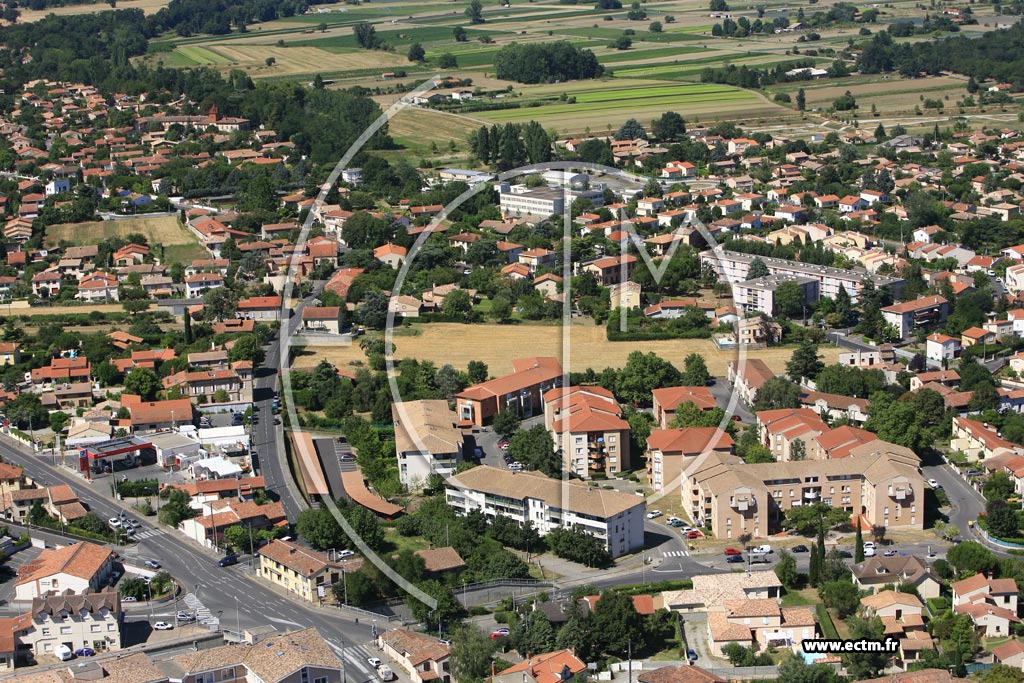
663,550,689,558
268,616,304,627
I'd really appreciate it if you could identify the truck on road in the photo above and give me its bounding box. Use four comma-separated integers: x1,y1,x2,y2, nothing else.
377,664,395,681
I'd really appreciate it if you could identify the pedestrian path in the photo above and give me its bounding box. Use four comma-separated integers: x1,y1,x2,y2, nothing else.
182,592,218,628
663,549,690,558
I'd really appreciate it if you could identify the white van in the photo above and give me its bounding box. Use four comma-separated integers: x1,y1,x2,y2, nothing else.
55,645,73,661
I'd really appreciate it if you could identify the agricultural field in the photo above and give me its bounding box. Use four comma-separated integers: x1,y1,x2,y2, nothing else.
304,321,841,377
44,216,207,264
16,0,170,22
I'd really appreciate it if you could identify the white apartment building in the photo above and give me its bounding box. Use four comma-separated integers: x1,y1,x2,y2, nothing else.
701,247,902,303
15,592,122,657
733,274,819,315
446,465,645,558
392,400,463,488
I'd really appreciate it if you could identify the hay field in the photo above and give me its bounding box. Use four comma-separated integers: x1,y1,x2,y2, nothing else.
304,321,841,376
17,0,169,21
45,215,196,247
169,44,410,76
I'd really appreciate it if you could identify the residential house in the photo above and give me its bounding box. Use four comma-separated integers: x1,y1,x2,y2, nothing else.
376,628,451,683
646,427,734,493
455,357,563,426
926,333,961,363
652,386,718,429
493,650,586,683
393,400,463,488
14,542,114,601
881,296,949,339
728,358,776,405
237,295,284,321
16,591,122,657
302,307,343,334
851,555,942,599
257,538,358,604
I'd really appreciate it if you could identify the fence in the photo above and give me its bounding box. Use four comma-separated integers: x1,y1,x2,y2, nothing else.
610,661,781,680
455,578,554,607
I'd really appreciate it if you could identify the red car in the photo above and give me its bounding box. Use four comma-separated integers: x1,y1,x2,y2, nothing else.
686,531,701,539
724,547,741,555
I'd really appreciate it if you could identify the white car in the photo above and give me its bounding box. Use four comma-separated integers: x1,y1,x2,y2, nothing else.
646,510,663,519
368,658,382,668
928,479,941,488
153,622,173,630
338,550,356,559
108,518,122,528
751,545,772,555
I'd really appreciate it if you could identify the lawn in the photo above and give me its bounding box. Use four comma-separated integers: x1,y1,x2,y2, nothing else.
45,216,207,264
305,320,842,376
780,587,817,607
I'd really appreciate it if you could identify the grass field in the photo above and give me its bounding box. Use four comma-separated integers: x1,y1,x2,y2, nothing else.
16,0,169,22
304,320,841,376
45,216,208,263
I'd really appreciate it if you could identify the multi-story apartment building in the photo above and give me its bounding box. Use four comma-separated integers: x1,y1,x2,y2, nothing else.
13,591,122,658
681,441,923,540
646,427,734,493
498,186,565,217
392,400,463,488
881,295,950,339
756,408,828,461
544,386,630,479
162,364,253,403
446,465,645,558
455,357,563,426
651,386,718,429
733,274,819,315
701,247,902,303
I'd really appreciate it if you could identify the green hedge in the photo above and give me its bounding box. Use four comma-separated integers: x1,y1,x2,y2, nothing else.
816,604,839,639
926,597,950,616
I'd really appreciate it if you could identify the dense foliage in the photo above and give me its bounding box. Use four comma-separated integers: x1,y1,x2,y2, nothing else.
492,41,603,84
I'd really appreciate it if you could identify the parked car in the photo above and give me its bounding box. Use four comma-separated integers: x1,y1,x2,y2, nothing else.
153,622,173,631
338,550,356,558
883,548,899,557
928,479,941,488
508,462,524,471
122,596,137,603
339,454,356,462
838,550,853,558
108,517,122,528
144,559,161,569
726,555,745,563
74,648,95,657
724,547,741,556
687,650,698,661
791,545,809,553
367,658,383,668
218,554,239,567
646,510,663,519
177,612,196,622
490,628,510,640
686,530,701,539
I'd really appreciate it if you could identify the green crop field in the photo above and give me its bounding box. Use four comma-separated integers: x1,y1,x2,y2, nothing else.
598,44,707,64
174,45,232,65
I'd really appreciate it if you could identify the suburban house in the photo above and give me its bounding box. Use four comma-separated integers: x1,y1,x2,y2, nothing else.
392,400,463,488
455,357,563,426
14,542,114,601
493,650,586,683
237,295,284,321
446,465,645,558
125,397,195,432
14,591,122,658
728,358,777,405
881,296,950,339
581,255,637,286
302,306,344,334
178,498,287,549
376,628,452,683
925,333,961,362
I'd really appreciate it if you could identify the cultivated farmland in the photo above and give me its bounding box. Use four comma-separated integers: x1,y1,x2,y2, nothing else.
44,216,207,263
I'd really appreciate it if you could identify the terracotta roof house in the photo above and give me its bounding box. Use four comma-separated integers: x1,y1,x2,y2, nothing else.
493,650,586,683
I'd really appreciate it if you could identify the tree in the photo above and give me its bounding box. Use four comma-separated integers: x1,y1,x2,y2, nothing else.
408,42,425,62
184,312,194,344
855,524,865,563
222,525,249,551
820,580,860,618
492,409,520,440
449,625,497,683
786,339,823,381
615,351,681,405
122,299,149,316
754,377,801,411
709,0,729,9
784,503,849,535
615,118,647,141
512,611,556,655
748,257,770,279
453,25,468,41
125,367,161,401
465,0,485,23
489,295,513,323
6,394,47,431
203,286,238,321
360,292,390,330
468,360,489,384
796,88,806,112
296,508,346,551
681,352,710,386
775,550,799,588
228,334,266,367
777,654,840,683
984,471,1016,502
947,541,995,575
591,589,647,655
981,665,1024,683
612,34,632,50
988,500,1020,540
438,53,458,69
442,289,473,318
509,425,558,477
265,57,276,67
353,22,380,49
774,280,806,319
970,381,1001,412
722,642,756,666
790,438,806,461
648,20,662,32
844,617,887,678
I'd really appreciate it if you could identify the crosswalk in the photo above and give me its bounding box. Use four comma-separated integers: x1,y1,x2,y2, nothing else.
130,527,162,541
323,642,381,681
182,592,218,629
663,549,690,558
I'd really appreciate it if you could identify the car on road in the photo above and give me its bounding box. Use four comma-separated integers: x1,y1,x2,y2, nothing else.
368,658,382,668
726,555,745,563
153,622,173,631
508,462,524,471
218,554,239,567
339,454,356,462
687,650,698,661
883,549,899,557
646,510,663,519
74,648,95,657
338,550,356,559
497,440,509,450
751,545,772,554
108,517,122,527
176,612,196,622
122,596,137,602
274,417,282,425
724,547,741,555
928,478,941,488
490,628,510,639
791,545,809,553
838,550,853,558
144,559,161,569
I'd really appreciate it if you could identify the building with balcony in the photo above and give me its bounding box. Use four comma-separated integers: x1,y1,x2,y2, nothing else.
455,357,563,426
680,440,923,540
544,386,630,479
881,296,950,339
651,386,718,429
733,274,819,316
393,400,463,488
446,465,645,558
645,427,734,493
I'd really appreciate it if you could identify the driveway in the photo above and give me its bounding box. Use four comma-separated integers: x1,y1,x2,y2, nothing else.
681,614,721,669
